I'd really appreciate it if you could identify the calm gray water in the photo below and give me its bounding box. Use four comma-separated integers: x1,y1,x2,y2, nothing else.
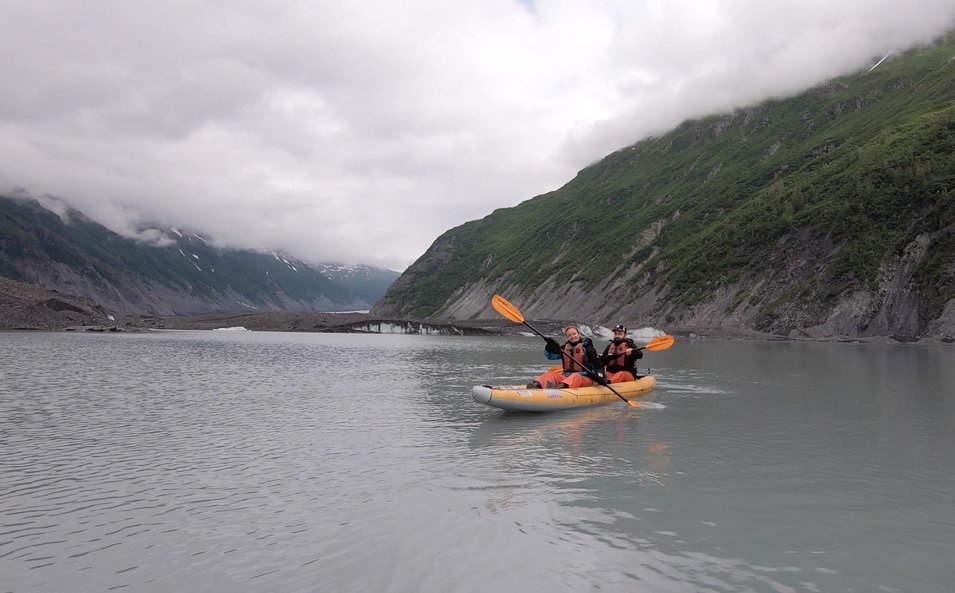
1,330,953,593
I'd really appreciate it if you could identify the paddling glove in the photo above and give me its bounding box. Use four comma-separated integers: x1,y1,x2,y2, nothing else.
544,338,561,355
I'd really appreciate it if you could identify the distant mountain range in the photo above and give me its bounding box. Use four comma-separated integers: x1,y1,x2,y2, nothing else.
0,196,399,315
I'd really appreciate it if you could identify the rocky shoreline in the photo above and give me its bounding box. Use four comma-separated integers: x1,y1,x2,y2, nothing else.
1,277,950,344
0,276,522,335
111,310,519,336
1,276,113,331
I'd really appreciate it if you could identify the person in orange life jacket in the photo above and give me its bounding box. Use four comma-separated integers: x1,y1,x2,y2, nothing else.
526,324,606,389
599,324,642,383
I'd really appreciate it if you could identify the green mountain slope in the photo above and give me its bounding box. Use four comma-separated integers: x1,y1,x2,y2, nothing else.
374,36,955,339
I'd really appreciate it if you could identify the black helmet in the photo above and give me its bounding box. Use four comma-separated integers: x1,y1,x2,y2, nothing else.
612,324,626,332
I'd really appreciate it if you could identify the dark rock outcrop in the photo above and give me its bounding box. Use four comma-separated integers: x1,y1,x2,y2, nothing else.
0,277,113,330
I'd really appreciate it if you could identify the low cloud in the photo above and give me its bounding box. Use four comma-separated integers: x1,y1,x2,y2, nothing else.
1,0,953,271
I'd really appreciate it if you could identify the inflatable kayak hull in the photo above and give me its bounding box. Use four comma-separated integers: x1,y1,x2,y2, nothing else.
471,375,657,412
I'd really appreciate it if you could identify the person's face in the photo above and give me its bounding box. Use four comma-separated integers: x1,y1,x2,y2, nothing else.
564,327,581,342
613,329,626,341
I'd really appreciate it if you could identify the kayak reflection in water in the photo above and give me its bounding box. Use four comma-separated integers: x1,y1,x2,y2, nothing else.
526,324,606,389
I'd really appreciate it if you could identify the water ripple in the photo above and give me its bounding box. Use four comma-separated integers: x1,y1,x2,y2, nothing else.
2,331,954,592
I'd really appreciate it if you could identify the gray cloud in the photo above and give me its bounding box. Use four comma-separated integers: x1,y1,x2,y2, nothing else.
2,0,953,271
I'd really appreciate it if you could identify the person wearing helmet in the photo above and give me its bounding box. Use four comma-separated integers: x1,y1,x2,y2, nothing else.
599,324,642,383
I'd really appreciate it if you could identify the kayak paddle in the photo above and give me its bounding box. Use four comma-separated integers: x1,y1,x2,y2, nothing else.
491,294,639,408
637,334,675,352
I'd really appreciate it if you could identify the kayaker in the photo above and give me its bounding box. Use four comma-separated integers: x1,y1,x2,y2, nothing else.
599,324,642,383
527,324,605,389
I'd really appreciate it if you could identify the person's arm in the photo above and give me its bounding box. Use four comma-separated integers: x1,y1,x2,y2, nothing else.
629,339,643,360
626,339,642,373
544,337,562,360
598,343,612,365
582,339,606,380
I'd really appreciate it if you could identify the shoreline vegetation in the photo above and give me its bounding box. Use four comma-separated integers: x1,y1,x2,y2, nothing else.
1,276,949,345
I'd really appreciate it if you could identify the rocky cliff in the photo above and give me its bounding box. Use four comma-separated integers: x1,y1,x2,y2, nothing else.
373,36,955,340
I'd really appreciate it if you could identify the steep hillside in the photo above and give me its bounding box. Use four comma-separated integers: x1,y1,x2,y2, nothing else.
373,36,955,339
0,197,396,315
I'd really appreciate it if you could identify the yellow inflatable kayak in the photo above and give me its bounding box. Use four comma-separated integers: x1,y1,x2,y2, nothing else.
471,375,657,412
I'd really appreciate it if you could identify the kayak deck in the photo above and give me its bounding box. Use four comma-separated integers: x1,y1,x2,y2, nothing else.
471,375,656,412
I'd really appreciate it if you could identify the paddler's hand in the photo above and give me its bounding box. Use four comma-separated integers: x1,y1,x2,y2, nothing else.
544,338,561,355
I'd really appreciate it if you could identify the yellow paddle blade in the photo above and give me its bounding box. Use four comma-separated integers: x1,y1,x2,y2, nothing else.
491,294,524,323
644,335,675,351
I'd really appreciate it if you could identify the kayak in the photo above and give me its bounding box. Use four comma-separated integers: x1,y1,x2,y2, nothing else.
471,375,656,412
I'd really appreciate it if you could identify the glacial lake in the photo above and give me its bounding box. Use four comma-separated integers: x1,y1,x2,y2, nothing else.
2,330,953,593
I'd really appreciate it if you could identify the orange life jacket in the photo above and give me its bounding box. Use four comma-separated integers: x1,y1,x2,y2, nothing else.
562,341,587,372
606,340,629,371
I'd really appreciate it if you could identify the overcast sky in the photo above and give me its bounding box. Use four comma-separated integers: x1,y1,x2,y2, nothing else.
2,1,954,271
